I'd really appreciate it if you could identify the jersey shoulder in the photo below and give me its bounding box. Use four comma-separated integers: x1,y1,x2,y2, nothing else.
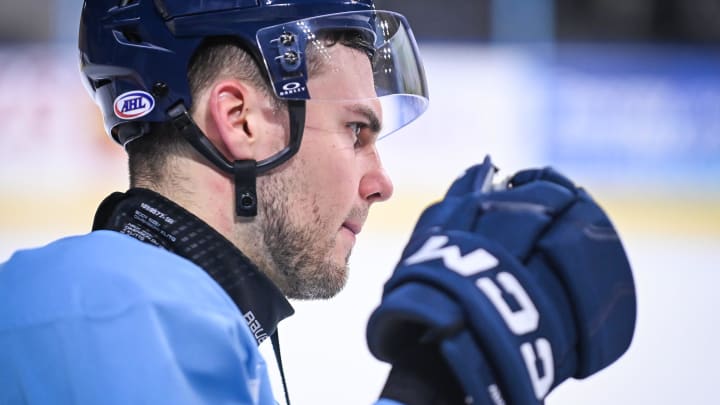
0,230,237,329
0,231,275,404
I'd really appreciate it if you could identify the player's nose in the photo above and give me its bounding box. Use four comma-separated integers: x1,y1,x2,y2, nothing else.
359,147,394,204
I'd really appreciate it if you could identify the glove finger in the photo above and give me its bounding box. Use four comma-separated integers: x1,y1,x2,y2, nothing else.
411,201,460,237
415,179,579,260
510,166,576,191
410,156,496,238
471,181,578,260
367,283,465,364
412,191,490,238
403,196,485,261
445,155,496,197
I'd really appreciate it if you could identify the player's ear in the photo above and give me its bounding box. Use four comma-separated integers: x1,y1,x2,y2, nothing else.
207,79,259,160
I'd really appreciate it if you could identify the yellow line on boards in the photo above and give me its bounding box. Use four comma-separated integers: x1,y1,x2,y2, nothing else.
0,191,718,238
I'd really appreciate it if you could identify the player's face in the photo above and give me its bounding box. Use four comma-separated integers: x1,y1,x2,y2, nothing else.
259,44,393,299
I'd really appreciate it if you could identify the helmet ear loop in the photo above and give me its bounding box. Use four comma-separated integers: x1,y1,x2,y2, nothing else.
167,100,306,217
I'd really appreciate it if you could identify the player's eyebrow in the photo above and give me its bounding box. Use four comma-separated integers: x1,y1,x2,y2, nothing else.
347,104,382,134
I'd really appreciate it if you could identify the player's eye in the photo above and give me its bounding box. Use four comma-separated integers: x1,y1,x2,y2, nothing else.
347,122,368,147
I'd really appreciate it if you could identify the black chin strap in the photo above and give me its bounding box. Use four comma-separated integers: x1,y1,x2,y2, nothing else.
167,100,306,217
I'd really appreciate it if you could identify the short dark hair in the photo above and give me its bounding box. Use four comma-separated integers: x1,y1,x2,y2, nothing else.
306,29,376,75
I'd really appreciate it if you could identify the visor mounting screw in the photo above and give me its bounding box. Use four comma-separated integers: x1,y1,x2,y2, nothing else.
279,32,295,45
283,51,299,65
152,82,168,98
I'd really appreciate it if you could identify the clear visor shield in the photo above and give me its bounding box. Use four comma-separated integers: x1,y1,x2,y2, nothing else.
257,10,429,138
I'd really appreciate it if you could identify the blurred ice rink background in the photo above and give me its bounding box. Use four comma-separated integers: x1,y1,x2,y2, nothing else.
1,1,719,404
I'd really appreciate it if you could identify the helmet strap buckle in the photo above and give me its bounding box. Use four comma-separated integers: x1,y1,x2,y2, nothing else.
234,160,258,217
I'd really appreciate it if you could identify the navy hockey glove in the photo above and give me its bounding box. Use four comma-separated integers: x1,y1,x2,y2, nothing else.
367,156,636,404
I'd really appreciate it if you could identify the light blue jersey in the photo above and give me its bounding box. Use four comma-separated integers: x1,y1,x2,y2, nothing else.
0,231,402,405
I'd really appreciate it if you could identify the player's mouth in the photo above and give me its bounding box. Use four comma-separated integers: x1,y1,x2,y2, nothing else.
341,221,362,236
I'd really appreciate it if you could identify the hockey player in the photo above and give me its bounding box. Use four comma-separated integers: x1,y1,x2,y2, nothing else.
0,1,637,404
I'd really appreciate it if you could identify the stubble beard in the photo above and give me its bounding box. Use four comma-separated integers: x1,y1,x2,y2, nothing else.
258,173,350,300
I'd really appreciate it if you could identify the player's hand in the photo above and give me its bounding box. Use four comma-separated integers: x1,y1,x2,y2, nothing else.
367,156,637,404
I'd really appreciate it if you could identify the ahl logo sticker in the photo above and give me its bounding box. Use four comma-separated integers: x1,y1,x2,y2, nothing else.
113,91,155,120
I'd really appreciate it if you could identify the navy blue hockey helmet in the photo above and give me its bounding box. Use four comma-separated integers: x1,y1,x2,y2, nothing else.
79,0,428,215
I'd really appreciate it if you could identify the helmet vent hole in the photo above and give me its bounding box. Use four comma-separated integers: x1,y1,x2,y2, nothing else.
119,0,138,6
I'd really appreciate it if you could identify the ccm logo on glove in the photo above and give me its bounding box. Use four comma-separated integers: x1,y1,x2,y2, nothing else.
405,235,553,399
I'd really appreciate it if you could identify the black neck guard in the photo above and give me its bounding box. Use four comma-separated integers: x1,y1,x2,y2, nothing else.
91,188,295,345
